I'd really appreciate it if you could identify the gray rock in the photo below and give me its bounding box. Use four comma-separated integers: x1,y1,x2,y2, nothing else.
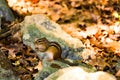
45,67,116,80
0,0,15,22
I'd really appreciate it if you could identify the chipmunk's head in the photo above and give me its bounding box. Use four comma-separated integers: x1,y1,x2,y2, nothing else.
34,38,49,52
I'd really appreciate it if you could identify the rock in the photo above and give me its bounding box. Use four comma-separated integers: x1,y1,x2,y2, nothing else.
0,0,15,22
0,50,20,80
45,67,116,80
21,14,84,60
34,60,70,80
34,59,96,80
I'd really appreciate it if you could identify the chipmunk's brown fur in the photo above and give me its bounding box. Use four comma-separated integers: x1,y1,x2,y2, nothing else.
34,38,62,60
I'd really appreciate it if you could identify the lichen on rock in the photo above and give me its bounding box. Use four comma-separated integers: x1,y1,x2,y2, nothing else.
34,60,70,80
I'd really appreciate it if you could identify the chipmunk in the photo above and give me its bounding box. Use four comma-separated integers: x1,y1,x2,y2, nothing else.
34,38,62,61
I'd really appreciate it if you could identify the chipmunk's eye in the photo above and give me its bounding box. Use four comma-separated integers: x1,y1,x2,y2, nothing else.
36,39,42,43
35,38,49,44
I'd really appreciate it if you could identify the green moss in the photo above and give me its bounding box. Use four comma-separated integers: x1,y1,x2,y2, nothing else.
27,25,68,48
34,67,57,80
34,60,69,80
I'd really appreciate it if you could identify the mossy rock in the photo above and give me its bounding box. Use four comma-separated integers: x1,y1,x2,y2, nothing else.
21,14,84,60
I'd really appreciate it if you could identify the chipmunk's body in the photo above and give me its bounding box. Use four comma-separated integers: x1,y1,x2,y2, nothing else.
34,38,62,61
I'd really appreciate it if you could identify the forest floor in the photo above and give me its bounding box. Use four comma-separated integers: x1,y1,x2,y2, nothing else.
1,0,120,80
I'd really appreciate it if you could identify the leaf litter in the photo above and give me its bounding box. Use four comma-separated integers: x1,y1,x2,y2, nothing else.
1,0,120,79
